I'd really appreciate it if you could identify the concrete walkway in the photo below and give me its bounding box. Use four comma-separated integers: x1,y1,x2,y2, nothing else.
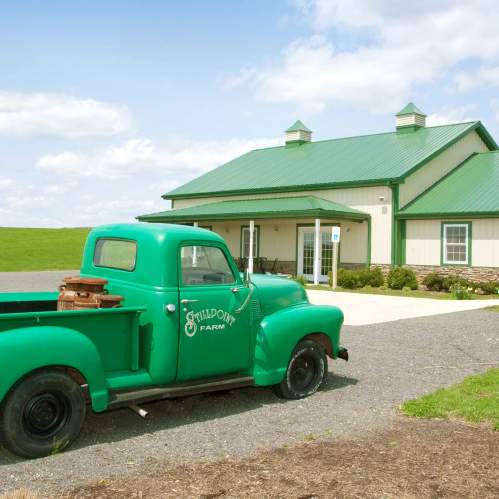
307,289,499,325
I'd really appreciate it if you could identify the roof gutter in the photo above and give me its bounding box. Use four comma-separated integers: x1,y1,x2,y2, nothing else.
163,179,402,201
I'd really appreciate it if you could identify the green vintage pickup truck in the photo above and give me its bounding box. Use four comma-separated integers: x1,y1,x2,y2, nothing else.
0,223,347,458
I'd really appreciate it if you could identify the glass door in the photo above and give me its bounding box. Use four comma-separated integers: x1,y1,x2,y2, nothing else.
297,226,336,282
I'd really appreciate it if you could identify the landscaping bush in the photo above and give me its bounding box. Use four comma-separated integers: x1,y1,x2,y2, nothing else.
336,269,361,289
358,266,385,287
451,284,472,300
473,281,499,295
387,266,418,290
422,272,446,291
330,267,384,289
442,275,471,292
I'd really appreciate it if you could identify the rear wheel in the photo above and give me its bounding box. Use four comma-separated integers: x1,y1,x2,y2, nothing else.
1,369,86,459
273,339,327,399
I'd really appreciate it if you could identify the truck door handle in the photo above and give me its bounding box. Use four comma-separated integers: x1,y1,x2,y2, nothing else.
181,299,199,305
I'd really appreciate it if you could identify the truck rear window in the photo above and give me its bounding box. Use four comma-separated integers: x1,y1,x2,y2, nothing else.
94,239,137,271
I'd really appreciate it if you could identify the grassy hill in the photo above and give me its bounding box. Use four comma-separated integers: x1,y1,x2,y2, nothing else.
0,227,91,272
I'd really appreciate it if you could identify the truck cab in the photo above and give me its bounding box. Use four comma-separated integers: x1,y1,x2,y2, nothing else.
0,223,347,459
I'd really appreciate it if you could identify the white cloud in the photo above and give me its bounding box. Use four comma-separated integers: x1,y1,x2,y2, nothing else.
37,136,281,180
0,177,13,189
453,66,499,92
426,106,476,126
230,1,499,112
0,91,132,138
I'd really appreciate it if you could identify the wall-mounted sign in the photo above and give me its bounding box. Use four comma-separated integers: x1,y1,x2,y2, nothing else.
331,226,341,243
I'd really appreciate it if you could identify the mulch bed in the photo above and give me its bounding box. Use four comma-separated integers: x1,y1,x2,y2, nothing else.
61,417,498,499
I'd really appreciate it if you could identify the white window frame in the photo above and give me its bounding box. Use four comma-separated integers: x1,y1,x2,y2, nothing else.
442,223,469,265
241,226,259,258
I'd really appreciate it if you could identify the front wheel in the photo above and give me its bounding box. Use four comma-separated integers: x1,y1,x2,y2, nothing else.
273,339,327,399
1,369,86,459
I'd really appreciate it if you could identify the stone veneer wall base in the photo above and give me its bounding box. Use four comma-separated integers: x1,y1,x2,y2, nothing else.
370,264,499,283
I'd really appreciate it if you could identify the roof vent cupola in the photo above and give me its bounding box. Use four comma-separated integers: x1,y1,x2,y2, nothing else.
396,103,426,132
285,120,312,146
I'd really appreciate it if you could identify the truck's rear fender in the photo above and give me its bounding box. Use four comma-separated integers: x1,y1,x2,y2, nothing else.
0,326,108,412
252,304,344,386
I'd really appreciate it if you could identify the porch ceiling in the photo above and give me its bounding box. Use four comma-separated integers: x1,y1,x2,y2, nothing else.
137,195,369,223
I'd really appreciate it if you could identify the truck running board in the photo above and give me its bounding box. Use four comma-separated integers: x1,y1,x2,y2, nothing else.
109,375,254,408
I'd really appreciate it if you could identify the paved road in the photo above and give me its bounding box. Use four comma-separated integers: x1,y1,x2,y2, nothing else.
0,270,78,292
0,308,497,495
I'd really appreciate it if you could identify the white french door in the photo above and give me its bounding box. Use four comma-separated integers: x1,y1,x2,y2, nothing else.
297,226,335,282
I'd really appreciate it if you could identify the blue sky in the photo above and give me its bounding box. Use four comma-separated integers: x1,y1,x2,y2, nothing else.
1,0,499,227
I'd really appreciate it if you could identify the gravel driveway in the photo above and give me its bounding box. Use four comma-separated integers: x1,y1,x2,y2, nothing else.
1,308,497,495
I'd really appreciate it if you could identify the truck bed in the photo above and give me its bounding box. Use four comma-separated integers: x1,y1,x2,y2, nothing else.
0,291,146,376
0,292,59,314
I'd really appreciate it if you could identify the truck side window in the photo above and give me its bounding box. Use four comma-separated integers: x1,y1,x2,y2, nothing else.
181,246,235,285
94,238,137,271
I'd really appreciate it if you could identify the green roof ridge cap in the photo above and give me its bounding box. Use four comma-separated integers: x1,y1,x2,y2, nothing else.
396,102,425,116
286,120,311,132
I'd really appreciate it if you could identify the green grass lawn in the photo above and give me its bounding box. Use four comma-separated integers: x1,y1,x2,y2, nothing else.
305,284,498,300
0,227,91,272
401,369,499,430
486,305,499,312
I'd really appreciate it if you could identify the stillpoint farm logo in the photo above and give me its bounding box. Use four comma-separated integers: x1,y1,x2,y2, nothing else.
184,308,236,337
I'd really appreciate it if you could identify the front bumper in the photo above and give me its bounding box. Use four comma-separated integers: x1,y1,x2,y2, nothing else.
337,347,349,361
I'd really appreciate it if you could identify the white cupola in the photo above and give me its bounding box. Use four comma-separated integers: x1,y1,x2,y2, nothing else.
396,102,426,131
285,120,312,145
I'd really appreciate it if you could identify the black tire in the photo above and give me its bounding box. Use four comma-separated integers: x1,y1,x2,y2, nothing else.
273,339,327,400
1,369,86,459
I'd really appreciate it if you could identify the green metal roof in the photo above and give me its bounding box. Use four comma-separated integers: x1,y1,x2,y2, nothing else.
398,151,499,218
396,102,425,116
137,196,369,222
286,120,311,133
165,121,496,199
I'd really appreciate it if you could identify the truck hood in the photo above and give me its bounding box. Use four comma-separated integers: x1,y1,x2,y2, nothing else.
249,274,308,316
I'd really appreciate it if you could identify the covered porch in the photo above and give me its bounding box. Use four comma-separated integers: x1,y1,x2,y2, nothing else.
137,196,370,284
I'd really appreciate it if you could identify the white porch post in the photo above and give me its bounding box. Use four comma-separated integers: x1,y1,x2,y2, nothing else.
248,220,255,274
192,222,198,267
313,218,321,285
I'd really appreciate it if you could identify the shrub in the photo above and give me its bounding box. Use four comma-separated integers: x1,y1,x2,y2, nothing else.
473,281,499,295
451,284,472,300
293,275,307,286
336,269,361,289
442,275,470,292
387,266,418,290
358,267,385,287
330,267,384,289
422,272,446,291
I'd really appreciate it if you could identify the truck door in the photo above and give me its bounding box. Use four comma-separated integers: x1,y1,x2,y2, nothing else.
176,243,252,381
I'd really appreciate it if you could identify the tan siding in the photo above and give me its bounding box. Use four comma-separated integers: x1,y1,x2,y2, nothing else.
399,131,489,207
406,218,499,268
472,219,499,267
405,220,441,265
202,218,368,264
173,185,392,264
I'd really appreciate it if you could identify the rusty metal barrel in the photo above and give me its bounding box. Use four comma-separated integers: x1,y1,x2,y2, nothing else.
57,276,123,311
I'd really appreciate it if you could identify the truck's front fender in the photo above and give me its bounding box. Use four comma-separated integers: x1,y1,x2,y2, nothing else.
0,326,108,411
252,304,344,386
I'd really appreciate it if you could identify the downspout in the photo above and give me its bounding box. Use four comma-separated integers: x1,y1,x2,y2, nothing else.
366,217,372,268
390,183,399,267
